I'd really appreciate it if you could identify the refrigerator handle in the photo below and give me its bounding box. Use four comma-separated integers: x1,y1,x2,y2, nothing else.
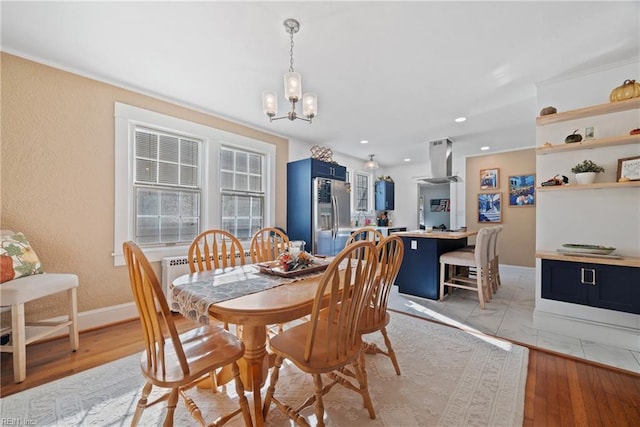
331,195,338,239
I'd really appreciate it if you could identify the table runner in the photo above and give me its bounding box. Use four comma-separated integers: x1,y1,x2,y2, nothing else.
170,264,326,324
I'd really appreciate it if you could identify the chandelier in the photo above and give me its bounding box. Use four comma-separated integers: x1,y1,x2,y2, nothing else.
364,154,379,170
262,18,317,123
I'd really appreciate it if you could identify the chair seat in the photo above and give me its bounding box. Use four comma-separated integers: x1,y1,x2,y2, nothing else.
269,321,363,373
140,325,245,387
439,250,475,266
359,308,390,334
0,273,78,305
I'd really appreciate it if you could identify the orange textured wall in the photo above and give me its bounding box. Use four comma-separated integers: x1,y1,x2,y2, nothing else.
465,149,536,267
1,53,288,320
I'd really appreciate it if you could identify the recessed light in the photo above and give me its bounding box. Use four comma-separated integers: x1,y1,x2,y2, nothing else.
404,158,411,162
454,117,467,123
481,146,490,151
360,140,369,144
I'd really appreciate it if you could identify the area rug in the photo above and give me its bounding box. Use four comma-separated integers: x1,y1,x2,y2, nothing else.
0,313,528,426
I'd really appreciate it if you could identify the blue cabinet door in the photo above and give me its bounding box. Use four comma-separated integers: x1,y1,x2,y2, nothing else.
310,158,346,181
542,259,640,314
375,181,394,210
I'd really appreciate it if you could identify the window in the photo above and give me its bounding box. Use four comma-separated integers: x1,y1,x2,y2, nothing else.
114,103,276,265
134,127,201,245
354,172,369,211
220,147,264,240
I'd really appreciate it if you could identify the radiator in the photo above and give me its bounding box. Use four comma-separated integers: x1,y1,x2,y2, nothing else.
161,250,251,303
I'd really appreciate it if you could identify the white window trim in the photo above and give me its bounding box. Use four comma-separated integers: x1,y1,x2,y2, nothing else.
351,169,374,212
114,102,276,266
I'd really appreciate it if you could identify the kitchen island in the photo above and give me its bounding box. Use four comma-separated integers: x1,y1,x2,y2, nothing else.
393,230,478,299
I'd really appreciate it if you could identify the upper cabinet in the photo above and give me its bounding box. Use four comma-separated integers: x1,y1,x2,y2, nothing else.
375,181,394,210
309,158,347,181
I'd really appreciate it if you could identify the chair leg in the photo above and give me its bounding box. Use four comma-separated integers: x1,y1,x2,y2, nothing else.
163,388,179,427
439,262,446,301
231,361,254,427
68,288,79,351
380,327,401,375
262,355,283,420
11,303,26,383
312,373,326,427
475,270,486,309
131,382,153,427
353,352,376,419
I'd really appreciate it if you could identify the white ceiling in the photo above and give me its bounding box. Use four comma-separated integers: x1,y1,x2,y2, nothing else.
2,1,639,167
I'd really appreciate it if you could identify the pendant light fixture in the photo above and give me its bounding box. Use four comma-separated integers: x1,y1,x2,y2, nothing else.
364,154,379,170
262,18,317,123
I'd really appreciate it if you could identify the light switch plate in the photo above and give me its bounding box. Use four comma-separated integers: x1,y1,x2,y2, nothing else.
411,240,417,250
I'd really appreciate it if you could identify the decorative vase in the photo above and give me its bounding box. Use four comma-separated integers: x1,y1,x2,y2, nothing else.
575,172,596,185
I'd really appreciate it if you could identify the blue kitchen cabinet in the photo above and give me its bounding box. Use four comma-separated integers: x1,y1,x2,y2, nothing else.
395,236,467,299
375,181,394,210
541,259,640,314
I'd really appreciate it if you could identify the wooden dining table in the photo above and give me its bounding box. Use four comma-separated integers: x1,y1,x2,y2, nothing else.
170,262,332,427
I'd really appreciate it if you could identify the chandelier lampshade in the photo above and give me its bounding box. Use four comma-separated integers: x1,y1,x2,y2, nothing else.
365,154,379,170
262,18,317,123
262,91,278,116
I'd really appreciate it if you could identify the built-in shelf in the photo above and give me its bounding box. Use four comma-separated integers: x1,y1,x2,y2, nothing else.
536,97,640,126
536,251,640,268
536,181,640,191
536,134,640,154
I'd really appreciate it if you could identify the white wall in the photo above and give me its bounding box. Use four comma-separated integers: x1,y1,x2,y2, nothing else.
534,60,640,350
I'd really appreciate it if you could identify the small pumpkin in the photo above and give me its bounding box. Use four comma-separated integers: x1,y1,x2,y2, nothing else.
610,79,640,102
564,129,583,144
540,106,557,116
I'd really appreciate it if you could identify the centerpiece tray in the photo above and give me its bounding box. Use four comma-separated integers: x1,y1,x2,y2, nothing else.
559,244,616,255
256,260,330,278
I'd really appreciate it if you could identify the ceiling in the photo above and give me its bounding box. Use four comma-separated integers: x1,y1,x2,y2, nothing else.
2,1,639,167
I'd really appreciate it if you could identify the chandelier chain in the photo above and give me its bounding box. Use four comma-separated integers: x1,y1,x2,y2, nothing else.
289,29,295,72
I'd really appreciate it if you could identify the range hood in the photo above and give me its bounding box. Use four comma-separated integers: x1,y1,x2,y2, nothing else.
418,138,460,184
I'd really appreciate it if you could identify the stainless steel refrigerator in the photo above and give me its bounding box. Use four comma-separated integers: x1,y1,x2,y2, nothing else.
314,178,351,256
287,159,351,255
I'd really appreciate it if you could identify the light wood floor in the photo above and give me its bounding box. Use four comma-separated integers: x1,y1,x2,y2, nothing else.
2,315,639,426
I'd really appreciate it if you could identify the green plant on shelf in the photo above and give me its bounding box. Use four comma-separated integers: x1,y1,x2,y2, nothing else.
570,160,605,174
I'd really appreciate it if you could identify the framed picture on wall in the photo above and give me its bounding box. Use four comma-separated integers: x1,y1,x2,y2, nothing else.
478,192,502,223
508,174,535,206
480,168,499,189
617,156,640,181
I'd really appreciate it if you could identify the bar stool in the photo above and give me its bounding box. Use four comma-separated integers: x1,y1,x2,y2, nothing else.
439,227,492,309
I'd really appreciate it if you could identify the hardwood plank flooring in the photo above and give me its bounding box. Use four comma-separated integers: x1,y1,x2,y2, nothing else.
2,315,639,426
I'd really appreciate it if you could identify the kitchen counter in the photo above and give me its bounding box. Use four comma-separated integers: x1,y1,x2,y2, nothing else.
394,230,477,239
394,230,473,299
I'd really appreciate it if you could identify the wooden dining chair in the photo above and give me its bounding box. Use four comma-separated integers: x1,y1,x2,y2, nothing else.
188,229,245,273
439,227,492,309
250,227,290,333
123,241,253,427
262,240,379,426
346,227,384,245
249,227,289,264
360,235,404,375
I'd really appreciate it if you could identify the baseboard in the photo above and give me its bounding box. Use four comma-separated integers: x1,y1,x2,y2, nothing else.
38,302,139,340
499,264,535,277
533,309,640,351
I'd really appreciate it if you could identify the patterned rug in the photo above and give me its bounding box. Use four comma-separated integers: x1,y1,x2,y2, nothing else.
0,313,528,426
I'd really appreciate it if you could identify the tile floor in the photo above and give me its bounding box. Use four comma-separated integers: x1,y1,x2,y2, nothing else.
387,268,640,374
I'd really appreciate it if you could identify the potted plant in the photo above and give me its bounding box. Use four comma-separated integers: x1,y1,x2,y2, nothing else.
570,160,605,185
